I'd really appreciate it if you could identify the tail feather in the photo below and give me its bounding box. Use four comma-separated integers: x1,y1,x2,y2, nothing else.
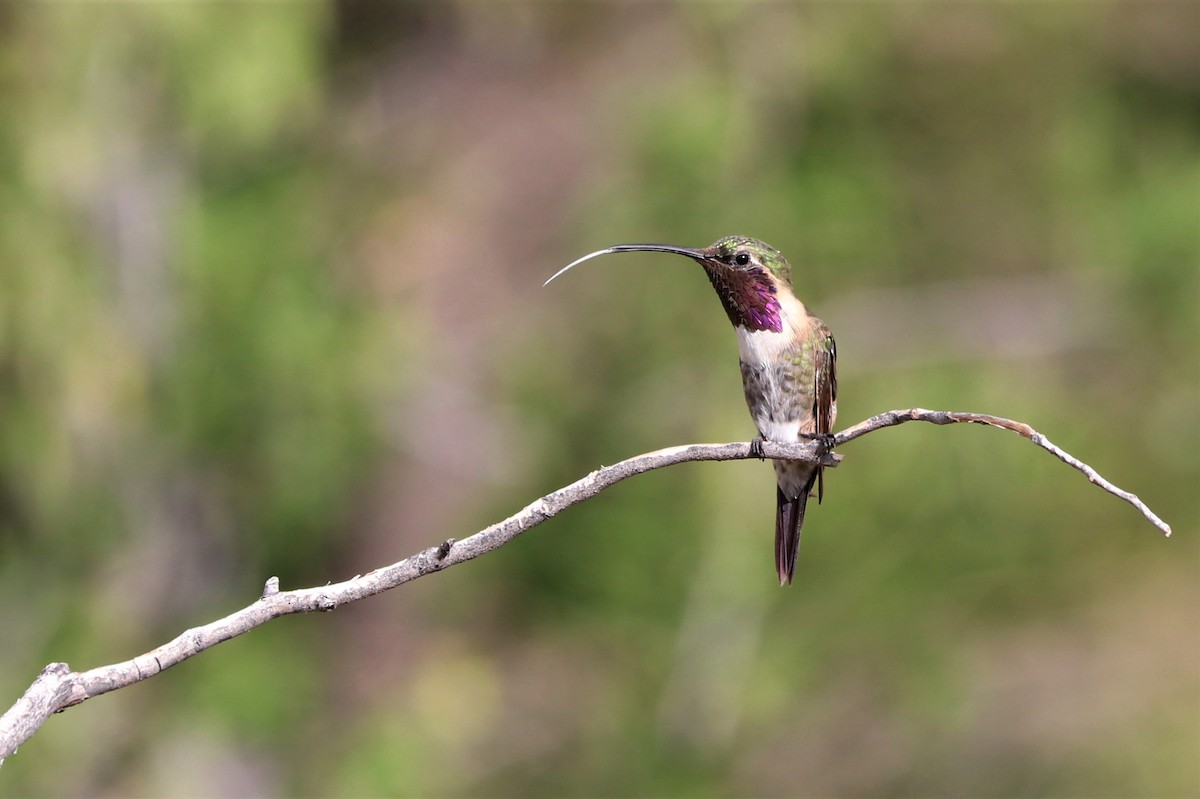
774,471,819,586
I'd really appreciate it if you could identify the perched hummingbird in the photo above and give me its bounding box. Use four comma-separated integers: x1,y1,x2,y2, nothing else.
545,236,837,585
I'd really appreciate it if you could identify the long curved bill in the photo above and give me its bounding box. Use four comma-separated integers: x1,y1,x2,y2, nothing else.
543,244,706,286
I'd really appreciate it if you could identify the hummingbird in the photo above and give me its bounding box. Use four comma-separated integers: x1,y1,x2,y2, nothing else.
545,236,837,585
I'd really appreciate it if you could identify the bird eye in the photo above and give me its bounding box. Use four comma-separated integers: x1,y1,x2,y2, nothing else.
734,251,751,266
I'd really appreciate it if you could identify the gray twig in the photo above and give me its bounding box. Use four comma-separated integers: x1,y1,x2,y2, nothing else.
0,408,1170,766
832,408,1171,536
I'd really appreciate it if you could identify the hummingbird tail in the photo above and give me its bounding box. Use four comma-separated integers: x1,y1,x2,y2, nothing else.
775,471,818,586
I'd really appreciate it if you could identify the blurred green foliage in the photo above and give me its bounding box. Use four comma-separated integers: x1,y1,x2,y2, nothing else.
0,3,1197,797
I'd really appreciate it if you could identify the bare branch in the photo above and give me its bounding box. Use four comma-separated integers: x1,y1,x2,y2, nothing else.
832,409,1172,536
0,409,1170,766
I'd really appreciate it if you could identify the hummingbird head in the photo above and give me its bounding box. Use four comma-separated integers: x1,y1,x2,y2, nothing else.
545,236,795,333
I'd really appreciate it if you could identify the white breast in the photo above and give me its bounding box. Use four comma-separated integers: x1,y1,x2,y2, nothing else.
735,293,811,443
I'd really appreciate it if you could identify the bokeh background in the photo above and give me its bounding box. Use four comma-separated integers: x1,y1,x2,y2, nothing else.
0,3,1197,796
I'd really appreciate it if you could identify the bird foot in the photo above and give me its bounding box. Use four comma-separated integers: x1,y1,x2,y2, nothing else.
750,435,767,461
801,432,837,455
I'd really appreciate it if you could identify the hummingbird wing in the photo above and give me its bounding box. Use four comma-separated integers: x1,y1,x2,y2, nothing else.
811,319,837,503
775,319,837,586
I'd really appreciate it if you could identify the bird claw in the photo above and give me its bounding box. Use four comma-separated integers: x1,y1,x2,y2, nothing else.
750,435,767,461
802,432,837,455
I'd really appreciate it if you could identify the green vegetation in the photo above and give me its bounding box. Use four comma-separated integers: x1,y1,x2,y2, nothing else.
0,4,1196,796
